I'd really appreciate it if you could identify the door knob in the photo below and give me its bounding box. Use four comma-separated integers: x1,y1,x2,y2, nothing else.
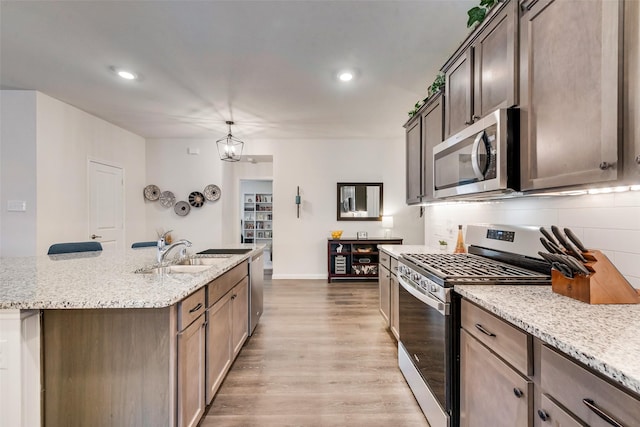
91,234,102,239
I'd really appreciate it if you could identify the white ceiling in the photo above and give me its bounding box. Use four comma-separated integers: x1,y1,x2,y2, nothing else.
0,0,476,141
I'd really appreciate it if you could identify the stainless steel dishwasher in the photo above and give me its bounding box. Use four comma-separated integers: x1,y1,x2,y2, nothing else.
248,250,264,335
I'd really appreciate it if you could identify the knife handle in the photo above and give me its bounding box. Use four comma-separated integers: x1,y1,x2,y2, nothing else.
564,228,588,253
539,227,558,245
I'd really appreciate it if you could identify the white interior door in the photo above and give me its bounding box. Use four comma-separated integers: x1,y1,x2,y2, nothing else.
89,160,124,251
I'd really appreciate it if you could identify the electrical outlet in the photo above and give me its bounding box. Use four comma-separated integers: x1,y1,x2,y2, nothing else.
0,339,7,369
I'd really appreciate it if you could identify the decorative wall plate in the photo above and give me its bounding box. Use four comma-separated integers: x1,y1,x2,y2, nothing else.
143,185,161,201
189,191,205,207
159,191,176,208
174,201,191,216
204,184,221,201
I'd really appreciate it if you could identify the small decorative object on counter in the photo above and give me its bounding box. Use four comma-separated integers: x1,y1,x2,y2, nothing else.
331,230,343,239
439,240,448,252
357,231,368,239
454,225,466,253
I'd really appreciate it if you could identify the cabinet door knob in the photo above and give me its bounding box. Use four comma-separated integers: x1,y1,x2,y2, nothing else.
472,115,481,121
599,161,613,170
635,155,640,165
465,120,474,125
537,409,550,422
513,388,524,398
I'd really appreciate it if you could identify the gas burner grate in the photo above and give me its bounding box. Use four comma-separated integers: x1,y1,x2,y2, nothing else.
403,253,549,283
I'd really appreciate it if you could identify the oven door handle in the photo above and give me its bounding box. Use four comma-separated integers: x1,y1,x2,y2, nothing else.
399,274,448,316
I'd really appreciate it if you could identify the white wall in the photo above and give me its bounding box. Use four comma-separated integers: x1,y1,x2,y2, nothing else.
35,93,147,254
424,190,640,288
259,137,423,279
145,139,225,253
0,91,38,256
0,91,147,256
147,135,422,278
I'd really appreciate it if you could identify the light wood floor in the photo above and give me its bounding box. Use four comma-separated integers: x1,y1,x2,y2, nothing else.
201,279,429,427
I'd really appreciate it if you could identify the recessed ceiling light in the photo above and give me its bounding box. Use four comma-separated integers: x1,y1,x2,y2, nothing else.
338,71,354,82
110,66,138,81
117,70,137,80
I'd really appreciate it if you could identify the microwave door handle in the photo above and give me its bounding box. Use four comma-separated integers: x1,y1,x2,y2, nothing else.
471,131,487,181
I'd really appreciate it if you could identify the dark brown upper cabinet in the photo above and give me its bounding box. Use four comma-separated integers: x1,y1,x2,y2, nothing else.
404,93,444,205
519,0,623,191
443,0,518,139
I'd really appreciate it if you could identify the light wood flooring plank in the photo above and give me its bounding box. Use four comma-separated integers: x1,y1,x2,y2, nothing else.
203,279,428,426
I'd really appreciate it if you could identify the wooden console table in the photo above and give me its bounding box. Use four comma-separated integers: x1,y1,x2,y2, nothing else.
327,237,403,282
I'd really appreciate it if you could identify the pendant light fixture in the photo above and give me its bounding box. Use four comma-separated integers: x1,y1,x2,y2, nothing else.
216,120,244,162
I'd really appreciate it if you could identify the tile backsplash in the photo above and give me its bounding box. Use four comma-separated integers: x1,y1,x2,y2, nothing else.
424,191,640,288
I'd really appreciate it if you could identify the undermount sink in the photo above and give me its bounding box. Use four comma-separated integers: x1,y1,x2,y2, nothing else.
136,264,212,275
176,256,231,265
197,248,252,255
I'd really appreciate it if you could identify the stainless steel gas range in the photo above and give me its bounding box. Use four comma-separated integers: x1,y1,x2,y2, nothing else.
397,224,551,427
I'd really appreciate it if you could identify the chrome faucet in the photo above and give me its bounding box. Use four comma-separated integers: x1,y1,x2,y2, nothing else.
157,237,192,264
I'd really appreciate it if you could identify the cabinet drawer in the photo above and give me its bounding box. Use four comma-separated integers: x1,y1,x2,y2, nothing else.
379,251,391,270
461,299,531,375
207,261,248,307
390,257,398,276
179,288,206,331
538,394,583,427
541,345,640,427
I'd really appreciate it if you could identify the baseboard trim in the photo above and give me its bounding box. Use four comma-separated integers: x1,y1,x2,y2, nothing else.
271,274,327,280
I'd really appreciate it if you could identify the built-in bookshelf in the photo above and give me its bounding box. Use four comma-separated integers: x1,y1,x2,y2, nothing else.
242,192,273,246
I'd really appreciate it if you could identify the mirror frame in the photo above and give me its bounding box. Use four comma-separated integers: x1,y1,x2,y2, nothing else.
336,182,383,221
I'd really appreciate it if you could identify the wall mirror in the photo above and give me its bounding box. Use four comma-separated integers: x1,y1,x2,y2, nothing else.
336,182,383,221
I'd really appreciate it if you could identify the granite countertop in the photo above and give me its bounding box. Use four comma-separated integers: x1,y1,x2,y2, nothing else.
455,285,640,396
0,245,262,309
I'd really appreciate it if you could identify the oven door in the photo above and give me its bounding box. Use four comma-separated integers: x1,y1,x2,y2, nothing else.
398,273,455,427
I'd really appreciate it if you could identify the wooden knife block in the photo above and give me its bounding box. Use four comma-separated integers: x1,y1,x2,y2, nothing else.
551,250,640,304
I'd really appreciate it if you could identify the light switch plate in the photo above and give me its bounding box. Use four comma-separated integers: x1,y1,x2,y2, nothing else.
7,200,26,212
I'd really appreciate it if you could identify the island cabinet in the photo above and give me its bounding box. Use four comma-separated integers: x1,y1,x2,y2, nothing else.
206,262,249,403
378,249,399,340
459,300,533,427
177,288,206,427
443,0,517,139
519,0,623,191
42,260,249,427
405,93,443,205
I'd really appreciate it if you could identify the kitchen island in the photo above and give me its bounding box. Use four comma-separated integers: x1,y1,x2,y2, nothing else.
0,245,263,427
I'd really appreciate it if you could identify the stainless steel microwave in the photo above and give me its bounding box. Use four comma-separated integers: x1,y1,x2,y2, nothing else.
433,108,519,199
